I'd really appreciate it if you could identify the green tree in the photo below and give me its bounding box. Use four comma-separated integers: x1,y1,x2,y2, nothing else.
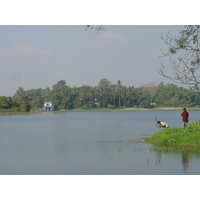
98,78,111,89
155,84,189,107
14,87,26,100
97,78,112,107
20,100,32,112
53,80,67,91
183,91,197,107
78,85,92,109
110,84,117,108
52,80,69,109
155,84,176,107
0,96,11,109
116,80,123,107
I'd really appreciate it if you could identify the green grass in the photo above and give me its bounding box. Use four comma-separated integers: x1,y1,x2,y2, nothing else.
53,111,62,113
143,122,200,151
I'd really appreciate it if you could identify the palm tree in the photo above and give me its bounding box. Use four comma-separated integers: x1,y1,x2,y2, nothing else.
110,84,117,107
116,80,123,107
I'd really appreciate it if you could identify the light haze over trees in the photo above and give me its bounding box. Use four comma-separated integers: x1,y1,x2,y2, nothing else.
1,78,199,112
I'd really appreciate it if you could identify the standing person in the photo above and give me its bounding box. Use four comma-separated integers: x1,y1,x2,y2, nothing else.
156,121,169,129
181,108,189,127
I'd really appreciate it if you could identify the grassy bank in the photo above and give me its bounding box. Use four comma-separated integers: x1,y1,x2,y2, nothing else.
143,121,200,151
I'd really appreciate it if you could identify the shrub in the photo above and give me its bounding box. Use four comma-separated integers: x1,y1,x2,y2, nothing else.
189,121,200,128
107,104,115,109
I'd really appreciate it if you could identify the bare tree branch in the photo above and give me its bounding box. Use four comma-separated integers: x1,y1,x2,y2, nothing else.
158,25,200,85
85,25,106,33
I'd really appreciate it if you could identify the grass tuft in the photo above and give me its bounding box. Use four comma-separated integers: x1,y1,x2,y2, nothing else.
143,122,200,151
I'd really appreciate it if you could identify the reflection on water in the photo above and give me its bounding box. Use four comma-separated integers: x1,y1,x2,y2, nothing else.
0,111,200,175
152,147,200,174
182,152,189,171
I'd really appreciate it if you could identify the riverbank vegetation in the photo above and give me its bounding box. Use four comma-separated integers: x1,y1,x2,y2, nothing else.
143,121,200,151
1,78,200,113
0,96,32,113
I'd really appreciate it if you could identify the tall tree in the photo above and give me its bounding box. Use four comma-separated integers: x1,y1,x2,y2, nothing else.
53,80,67,91
158,25,200,86
116,80,123,107
98,78,111,107
110,84,117,107
139,82,158,103
14,87,26,100
0,96,11,109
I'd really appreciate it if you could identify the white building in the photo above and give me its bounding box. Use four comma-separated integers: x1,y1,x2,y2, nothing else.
44,102,54,111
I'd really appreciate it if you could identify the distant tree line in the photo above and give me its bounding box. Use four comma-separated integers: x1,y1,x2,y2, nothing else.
0,96,32,112
1,78,200,112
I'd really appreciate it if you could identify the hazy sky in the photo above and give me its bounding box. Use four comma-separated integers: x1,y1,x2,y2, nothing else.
0,25,184,96
0,1,198,197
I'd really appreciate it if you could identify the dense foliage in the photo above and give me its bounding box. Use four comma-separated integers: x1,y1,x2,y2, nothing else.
0,96,32,113
1,79,200,112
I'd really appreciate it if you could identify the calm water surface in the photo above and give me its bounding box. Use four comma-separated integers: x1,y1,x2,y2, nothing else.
0,110,200,175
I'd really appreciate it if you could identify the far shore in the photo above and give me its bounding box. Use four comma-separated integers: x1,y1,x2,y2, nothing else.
1,107,200,114
68,107,200,111
124,107,200,111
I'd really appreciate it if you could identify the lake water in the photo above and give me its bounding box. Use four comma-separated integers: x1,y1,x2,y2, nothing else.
0,110,200,175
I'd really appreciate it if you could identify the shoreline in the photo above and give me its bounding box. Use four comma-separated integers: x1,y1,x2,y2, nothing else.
65,107,200,111
143,125,200,152
1,107,200,114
